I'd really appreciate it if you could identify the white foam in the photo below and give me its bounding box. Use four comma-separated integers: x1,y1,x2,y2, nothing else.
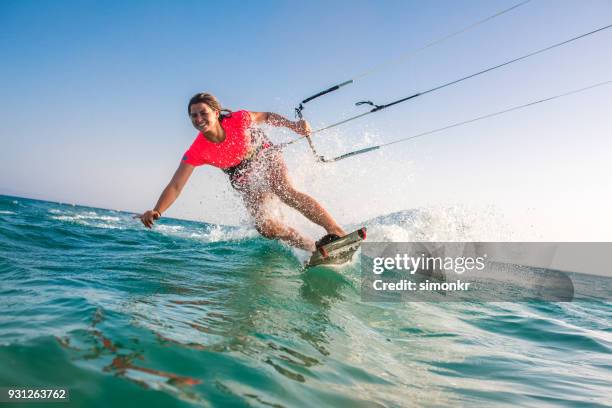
155,223,258,243
361,205,512,243
49,211,125,229
155,224,185,233
202,224,258,242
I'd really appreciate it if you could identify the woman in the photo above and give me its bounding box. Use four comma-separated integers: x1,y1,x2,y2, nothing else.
136,93,346,251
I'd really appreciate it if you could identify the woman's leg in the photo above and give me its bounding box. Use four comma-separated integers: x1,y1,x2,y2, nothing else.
242,188,316,251
265,151,346,237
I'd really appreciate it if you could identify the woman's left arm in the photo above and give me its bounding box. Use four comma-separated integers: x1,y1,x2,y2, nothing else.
250,112,311,136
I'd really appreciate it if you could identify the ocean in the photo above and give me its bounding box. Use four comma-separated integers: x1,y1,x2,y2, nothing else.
0,195,610,407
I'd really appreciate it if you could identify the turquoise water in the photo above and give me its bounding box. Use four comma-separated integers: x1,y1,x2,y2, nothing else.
0,195,610,407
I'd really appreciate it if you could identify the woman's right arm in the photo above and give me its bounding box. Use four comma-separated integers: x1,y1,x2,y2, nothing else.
136,161,195,228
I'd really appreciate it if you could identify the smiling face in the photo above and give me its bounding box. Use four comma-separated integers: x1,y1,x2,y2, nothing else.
189,102,219,133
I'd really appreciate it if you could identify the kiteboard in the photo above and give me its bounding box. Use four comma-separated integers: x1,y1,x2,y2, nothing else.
306,227,366,268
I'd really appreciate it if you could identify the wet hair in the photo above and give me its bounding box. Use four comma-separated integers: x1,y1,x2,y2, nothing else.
187,93,232,121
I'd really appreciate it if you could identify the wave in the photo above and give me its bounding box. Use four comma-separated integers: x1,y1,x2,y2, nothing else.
358,206,509,242
155,223,258,243
48,210,125,230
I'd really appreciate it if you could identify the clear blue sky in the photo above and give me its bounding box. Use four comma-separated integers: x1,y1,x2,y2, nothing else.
1,0,611,239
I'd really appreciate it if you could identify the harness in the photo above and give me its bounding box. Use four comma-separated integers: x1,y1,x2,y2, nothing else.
222,128,272,189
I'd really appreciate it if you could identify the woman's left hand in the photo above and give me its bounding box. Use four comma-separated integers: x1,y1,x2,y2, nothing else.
294,120,312,136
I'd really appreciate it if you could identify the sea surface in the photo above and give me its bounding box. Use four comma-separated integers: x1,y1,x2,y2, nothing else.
0,195,610,407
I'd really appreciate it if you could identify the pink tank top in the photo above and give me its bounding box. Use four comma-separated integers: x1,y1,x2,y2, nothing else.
182,110,253,169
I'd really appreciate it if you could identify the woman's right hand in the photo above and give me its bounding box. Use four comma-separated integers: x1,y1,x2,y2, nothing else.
134,210,161,229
